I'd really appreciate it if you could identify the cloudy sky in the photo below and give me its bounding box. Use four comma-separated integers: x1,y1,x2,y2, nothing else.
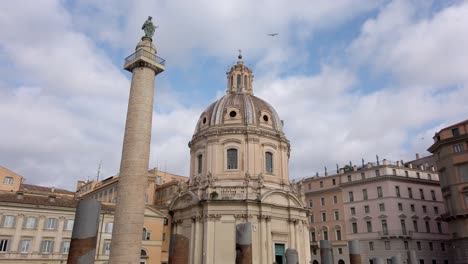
1,0,467,190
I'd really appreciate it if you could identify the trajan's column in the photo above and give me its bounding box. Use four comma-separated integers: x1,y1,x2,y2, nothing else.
109,16,165,263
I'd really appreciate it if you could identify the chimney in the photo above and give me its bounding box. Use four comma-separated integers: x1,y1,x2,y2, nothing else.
16,191,24,200
416,153,420,159
51,187,55,193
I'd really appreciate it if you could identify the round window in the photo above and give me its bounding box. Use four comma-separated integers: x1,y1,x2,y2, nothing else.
263,115,269,122
202,117,207,124
229,111,237,118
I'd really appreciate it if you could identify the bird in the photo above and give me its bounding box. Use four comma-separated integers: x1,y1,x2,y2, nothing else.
267,33,279,36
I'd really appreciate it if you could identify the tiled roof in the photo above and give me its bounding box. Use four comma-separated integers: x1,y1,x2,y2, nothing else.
20,183,75,195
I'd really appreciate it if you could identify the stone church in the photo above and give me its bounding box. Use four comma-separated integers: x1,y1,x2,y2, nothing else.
169,54,310,264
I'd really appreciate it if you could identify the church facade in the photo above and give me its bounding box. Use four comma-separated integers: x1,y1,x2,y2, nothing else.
169,55,310,264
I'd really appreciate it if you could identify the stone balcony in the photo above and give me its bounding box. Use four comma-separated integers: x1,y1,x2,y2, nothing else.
378,230,413,239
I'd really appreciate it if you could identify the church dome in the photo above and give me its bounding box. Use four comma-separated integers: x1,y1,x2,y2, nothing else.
194,92,283,134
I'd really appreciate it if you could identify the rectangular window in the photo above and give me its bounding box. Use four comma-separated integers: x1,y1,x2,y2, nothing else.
396,186,400,197
420,189,425,200
265,152,273,173
350,207,356,215
3,177,13,185
347,175,351,182
349,191,354,202
62,240,70,253
323,231,329,240
334,211,339,220
338,247,343,254
382,220,388,235
361,172,365,179
431,190,436,201
367,221,372,232
434,206,439,215
417,241,421,250
393,169,397,175
454,143,464,153
379,203,385,211
309,200,313,207
2,215,15,228
423,205,427,213
105,222,113,233
45,218,57,230
405,171,409,177
332,179,336,185
320,197,325,206
458,164,468,182
352,222,358,234
408,188,413,198
377,187,383,198
364,205,370,213
413,220,419,232
19,239,31,253
64,219,74,231
404,241,409,250
425,221,431,233
336,230,342,240
197,154,203,174
398,203,403,211
333,196,338,204
227,148,238,169
429,242,433,251
0,239,9,252
41,239,54,254
416,172,420,178
369,242,374,251
363,189,368,200
24,217,37,229
437,222,442,233
311,231,316,242
452,128,460,136
401,219,407,235
309,214,314,223
385,241,390,250
320,181,323,188
411,204,415,212
375,170,380,177
321,212,327,222
441,243,446,251
103,240,111,255
428,173,432,180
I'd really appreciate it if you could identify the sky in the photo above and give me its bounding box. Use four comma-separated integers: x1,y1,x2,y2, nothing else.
1,0,467,190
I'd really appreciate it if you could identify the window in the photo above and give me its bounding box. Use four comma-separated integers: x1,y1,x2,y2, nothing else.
352,222,357,233
398,203,403,211
437,222,442,233
428,174,432,180
401,219,407,235
361,173,365,179
156,176,162,184
320,181,323,188
19,239,31,253
320,197,325,206
375,170,380,177
413,220,419,232
309,214,314,223
309,200,313,207
417,172,420,178
64,219,74,231
332,179,336,185
385,241,390,250
392,169,397,175
45,218,57,230
334,211,339,220
197,154,203,174
363,189,368,200
333,196,338,204
411,204,415,212
349,191,354,202
265,152,273,173
417,241,421,250
405,171,409,177
395,186,400,197
236,74,241,91
431,190,436,201
454,144,463,153
369,242,374,251
429,242,433,251
24,217,37,229
347,175,351,182
3,177,13,185
103,240,111,255
142,228,150,240
321,212,327,222
419,189,425,200
404,241,409,249
408,188,413,198
458,164,468,182
422,205,427,213
366,221,373,232
452,128,460,136
105,222,113,233
227,148,238,170
323,230,329,240
441,243,445,251
2,215,15,228
434,207,439,215
311,231,316,242
0,239,9,252
379,203,385,211
364,205,370,213
350,207,356,215
62,240,70,253
377,187,383,198
338,247,343,254
425,221,430,233
336,230,342,240
41,239,54,254
381,220,388,235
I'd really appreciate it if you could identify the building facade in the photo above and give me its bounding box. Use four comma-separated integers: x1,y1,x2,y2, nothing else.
169,55,310,264
304,160,452,264
428,119,468,264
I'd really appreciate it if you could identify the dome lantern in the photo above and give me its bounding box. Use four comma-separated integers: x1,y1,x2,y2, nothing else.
226,50,254,95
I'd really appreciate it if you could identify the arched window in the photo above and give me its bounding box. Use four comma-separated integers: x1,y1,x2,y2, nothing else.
230,76,233,88
244,75,247,89
142,228,150,240
141,249,148,258
197,154,203,174
265,152,273,174
227,148,238,170
236,74,241,91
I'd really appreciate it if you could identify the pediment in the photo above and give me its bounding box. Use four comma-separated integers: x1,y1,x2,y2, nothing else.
398,214,407,219
349,217,358,222
378,214,387,219
169,191,199,211
364,216,372,220
411,215,419,219
260,190,303,208
423,215,431,221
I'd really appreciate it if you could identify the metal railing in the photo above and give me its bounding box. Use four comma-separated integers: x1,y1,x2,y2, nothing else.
125,49,166,66
378,230,413,237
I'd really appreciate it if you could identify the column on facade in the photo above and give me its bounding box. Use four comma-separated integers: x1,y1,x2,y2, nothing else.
266,217,273,264
294,220,300,252
54,216,66,253
189,217,196,263
33,216,46,252
194,217,203,264
11,214,25,251
302,220,311,262
259,216,267,263
288,218,295,249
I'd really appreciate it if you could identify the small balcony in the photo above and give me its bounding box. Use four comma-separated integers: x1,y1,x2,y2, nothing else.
124,49,165,73
378,230,413,239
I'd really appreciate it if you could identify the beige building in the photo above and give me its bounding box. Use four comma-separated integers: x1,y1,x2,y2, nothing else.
428,119,468,264
0,167,167,264
169,55,310,264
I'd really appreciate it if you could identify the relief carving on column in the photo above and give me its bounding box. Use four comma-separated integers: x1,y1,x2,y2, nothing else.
191,214,203,222
234,214,252,221
205,214,222,222
288,218,299,224
257,214,271,222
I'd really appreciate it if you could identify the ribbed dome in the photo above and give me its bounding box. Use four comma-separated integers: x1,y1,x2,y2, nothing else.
194,92,283,134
